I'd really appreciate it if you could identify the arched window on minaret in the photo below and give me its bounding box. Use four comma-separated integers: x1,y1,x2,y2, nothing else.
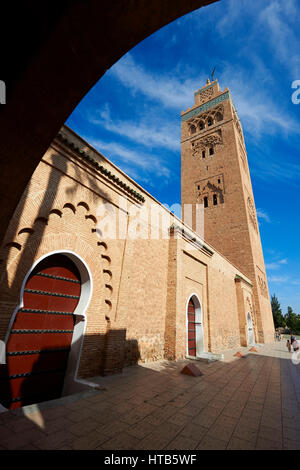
204,196,208,208
199,120,205,130
209,147,214,156
190,124,196,135
207,116,213,126
213,194,218,206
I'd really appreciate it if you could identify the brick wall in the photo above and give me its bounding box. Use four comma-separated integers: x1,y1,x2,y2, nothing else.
0,124,267,382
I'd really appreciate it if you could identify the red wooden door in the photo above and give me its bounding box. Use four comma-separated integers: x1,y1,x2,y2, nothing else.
188,299,196,356
0,254,81,409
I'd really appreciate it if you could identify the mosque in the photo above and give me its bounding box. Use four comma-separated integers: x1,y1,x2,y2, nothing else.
0,79,274,409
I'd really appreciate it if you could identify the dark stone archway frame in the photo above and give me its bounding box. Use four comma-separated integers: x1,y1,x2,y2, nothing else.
0,0,218,246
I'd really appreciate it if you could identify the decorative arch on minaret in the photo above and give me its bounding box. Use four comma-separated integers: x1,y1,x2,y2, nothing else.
247,197,258,233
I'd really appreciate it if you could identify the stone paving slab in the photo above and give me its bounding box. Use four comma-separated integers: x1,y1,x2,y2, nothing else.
0,341,300,450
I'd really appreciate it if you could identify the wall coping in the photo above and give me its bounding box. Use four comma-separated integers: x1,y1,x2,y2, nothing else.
169,223,214,257
56,132,145,203
235,274,253,288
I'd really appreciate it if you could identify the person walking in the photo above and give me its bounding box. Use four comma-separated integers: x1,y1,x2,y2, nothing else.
291,333,296,347
292,338,299,352
276,331,281,341
286,339,292,352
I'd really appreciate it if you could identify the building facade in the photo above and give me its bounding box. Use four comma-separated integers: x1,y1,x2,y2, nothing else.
0,82,274,409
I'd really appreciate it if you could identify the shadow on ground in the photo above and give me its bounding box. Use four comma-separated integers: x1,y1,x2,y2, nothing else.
0,341,299,450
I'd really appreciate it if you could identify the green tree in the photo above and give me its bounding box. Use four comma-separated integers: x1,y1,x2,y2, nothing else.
271,294,284,328
284,306,300,334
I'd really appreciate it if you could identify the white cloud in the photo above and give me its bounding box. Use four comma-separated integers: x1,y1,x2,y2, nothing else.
215,0,247,37
269,275,289,283
109,54,204,111
266,259,288,271
213,1,300,138
110,54,299,140
116,165,154,187
258,0,300,77
215,0,300,78
257,209,271,223
88,103,180,152
219,69,299,138
252,159,300,185
84,136,171,182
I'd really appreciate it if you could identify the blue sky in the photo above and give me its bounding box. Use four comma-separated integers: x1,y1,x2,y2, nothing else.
66,0,300,314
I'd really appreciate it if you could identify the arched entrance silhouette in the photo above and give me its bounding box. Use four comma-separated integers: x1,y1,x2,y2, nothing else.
0,0,217,247
186,294,204,358
0,251,92,409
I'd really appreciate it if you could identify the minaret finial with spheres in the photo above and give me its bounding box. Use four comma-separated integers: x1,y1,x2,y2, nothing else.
206,67,216,85
211,66,216,82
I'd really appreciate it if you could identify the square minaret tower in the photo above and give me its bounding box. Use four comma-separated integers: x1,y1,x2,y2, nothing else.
181,79,274,343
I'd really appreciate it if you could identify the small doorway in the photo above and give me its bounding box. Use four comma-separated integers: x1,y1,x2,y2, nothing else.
0,254,82,409
187,295,204,357
247,312,255,346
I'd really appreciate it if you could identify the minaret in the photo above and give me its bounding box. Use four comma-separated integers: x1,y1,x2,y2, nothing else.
181,78,274,343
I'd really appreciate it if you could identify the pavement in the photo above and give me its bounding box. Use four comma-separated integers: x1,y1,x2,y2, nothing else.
0,340,300,450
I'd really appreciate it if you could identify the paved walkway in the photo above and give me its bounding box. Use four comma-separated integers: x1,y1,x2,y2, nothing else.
0,341,300,450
